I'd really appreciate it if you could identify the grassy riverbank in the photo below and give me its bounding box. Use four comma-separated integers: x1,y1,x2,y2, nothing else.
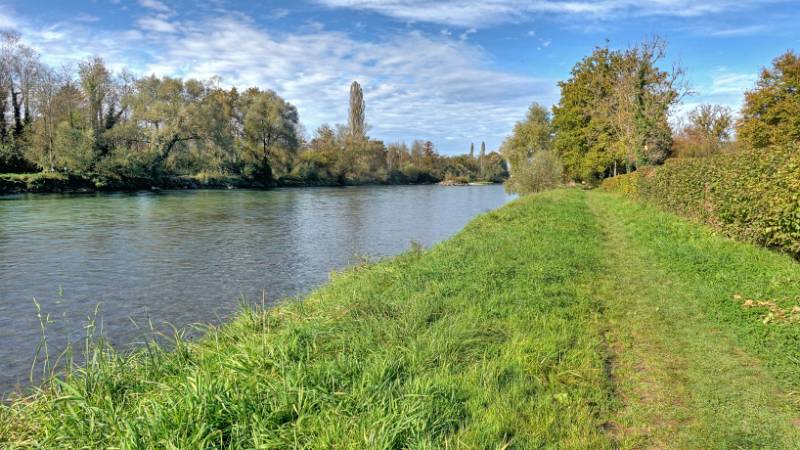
3,189,800,448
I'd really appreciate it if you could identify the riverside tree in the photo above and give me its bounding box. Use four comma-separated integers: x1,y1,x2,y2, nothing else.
502,102,562,194
0,33,506,189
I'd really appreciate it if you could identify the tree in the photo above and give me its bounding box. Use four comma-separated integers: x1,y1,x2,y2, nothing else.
348,81,366,140
28,66,62,170
241,89,300,182
469,142,475,159
52,121,95,172
0,31,40,172
0,31,511,188
606,38,684,169
479,141,486,178
673,104,734,157
78,57,111,134
553,39,684,182
737,51,800,149
502,103,551,166
502,102,561,194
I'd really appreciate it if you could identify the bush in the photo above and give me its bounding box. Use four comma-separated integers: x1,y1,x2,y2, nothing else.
602,144,800,255
504,150,563,194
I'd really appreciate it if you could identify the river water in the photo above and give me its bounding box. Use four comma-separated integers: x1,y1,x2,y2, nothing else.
0,185,513,394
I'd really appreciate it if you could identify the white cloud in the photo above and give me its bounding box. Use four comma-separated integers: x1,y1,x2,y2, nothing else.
459,27,476,41
710,72,757,95
674,69,757,121
137,16,178,33
0,9,17,29
131,16,553,151
313,0,781,27
707,24,769,37
270,9,290,20
138,0,172,13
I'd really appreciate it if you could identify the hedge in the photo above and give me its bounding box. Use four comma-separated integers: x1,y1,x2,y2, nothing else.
601,145,800,256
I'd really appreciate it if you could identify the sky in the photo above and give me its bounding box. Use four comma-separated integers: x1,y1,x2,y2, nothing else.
1,0,799,154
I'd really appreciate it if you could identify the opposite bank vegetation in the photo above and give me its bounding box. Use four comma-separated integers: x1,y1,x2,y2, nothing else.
0,31,507,194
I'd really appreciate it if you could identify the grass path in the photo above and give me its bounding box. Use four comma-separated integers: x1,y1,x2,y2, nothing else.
3,189,800,448
588,192,800,448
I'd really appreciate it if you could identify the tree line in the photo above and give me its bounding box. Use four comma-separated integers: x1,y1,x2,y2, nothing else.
503,38,799,194
0,31,507,190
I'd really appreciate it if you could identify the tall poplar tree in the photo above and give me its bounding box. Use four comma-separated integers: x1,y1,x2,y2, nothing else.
348,81,366,140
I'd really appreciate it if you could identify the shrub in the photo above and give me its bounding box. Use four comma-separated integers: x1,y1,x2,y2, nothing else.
602,144,800,255
505,150,564,194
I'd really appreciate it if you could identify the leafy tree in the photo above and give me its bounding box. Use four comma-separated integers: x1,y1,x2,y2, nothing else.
52,120,95,172
502,103,561,194
737,51,800,149
553,39,683,182
552,45,616,182
606,38,683,168
241,89,300,182
673,104,734,157
78,57,111,134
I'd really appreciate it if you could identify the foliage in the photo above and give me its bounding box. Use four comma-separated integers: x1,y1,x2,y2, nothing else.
348,80,366,140
552,39,683,183
602,144,800,256
506,150,563,194
501,102,563,194
672,104,734,158
737,51,800,149
0,37,507,191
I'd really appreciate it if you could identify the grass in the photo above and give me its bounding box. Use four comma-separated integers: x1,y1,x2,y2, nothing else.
2,189,800,448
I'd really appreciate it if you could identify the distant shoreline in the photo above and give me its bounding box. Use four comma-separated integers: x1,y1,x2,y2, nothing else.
0,172,501,196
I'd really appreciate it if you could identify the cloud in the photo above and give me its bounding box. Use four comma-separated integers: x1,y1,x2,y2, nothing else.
138,0,172,13
131,16,553,151
674,69,757,120
710,72,757,95
270,9,290,20
459,27,476,41
313,0,782,27
137,16,178,33
706,24,769,37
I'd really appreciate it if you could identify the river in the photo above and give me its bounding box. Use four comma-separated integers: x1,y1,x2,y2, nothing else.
0,185,513,394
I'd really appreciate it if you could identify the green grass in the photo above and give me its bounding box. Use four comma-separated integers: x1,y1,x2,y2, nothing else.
3,189,800,448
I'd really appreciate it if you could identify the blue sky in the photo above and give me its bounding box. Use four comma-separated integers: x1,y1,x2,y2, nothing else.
2,0,799,153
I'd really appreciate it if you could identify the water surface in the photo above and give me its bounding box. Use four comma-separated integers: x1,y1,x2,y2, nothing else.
0,185,512,394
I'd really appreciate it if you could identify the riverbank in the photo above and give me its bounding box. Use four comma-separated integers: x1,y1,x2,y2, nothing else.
0,172,501,195
3,189,800,448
